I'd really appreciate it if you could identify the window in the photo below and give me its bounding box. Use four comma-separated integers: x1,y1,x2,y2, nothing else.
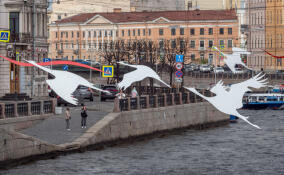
104,30,107,37
128,30,130,36
148,29,151,36
180,40,185,49
61,32,63,38
191,54,195,60
66,32,68,38
143,29,146,36
122,30,125,37
133,29,136,36
56,32,58,38
219,40,225,46
180,28,184,35
190,40,195,48
77,32,80,38
138,29,140,36
159,29,164,36
200,40,205,48
94,31,96,37
71,31,74,38
228,40,233,48
228,28,232,35
171,40,176,48
83,31,85,38
200,28,204,35
88,31,91,38
209,28,213,35
219,28,224,35
190,28,195,35
171,28,176,36
159,40,164,50
209,40,213,48
58,15,61,20
110,30,113,37
99,30,102,37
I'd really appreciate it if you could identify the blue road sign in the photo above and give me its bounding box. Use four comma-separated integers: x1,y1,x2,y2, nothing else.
175,71,183,78
176,55,184,63
63,65,68,71
0,31,10,42
43,58,51,62
103,66,114,77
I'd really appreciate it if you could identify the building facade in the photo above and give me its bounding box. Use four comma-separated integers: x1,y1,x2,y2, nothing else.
265,0,284,71
130,0,185,12
0,0,49,97
49,10,238,66
245,0,266,71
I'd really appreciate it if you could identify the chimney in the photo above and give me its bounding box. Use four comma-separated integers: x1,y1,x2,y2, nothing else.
113,8,122,13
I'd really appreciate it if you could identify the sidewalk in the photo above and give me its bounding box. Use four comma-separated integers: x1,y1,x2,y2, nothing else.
20,99,113,145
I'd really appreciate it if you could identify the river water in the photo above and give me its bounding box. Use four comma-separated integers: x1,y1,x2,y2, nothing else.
2,110,284,175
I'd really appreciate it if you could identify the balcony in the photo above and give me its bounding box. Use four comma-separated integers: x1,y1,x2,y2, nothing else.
57,50,63,54
199,47,206,51
10,33,32,43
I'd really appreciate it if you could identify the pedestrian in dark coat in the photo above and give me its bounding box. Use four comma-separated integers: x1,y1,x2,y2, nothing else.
81,106,88,128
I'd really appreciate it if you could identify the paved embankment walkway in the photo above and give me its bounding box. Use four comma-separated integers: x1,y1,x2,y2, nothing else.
20,98,113,145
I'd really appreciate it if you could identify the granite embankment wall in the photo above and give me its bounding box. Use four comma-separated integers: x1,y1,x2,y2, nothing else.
0,128,60,167
68,102,228,149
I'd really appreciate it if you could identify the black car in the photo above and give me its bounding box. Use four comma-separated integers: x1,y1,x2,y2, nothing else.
49,85,93,106
101,85,118,101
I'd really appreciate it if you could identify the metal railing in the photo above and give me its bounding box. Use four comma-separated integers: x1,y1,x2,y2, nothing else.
116,90,211,112
185,71,284,80
0,100,55,119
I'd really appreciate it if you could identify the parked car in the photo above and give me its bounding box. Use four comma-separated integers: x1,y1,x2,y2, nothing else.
214,67,225,74
101,85,119,101
199,65,211,73
49,85,93,106
234,68,244,74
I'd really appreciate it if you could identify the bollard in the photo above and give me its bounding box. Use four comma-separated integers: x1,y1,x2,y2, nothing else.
146,95,150,109
40,100,44,115
0,103,5,119
27,102,32,116
154,95,158,108
113,98,120,112
127,97,131,111
171,93,175,105
179,92,182,105
13,102,19,118
52,98,57,114
137,96,140,110
163,93,167,107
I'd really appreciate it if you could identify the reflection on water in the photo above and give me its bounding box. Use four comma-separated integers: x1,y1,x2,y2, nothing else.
2,110,284,175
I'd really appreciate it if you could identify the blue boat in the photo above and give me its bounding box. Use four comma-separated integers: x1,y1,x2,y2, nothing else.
243,93,284,110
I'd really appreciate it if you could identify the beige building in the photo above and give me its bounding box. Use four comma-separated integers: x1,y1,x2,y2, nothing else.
49,10,239,66
47,0,131,24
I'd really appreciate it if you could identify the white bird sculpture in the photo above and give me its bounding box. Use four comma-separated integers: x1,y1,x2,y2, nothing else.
184,73,268,129
212,46,252,73
117,61,170,90
26,60,108,105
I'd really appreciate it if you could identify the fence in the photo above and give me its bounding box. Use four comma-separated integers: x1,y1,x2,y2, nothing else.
185,72,284,81
0,99,56,119
115,90,213,112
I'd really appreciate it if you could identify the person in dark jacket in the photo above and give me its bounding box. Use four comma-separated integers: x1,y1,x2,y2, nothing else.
81,106,88,128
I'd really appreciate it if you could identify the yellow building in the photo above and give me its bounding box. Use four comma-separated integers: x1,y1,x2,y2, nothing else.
49,10,239,66
265,0,284,70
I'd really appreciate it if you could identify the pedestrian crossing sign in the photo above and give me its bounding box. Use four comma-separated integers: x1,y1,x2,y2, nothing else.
102,65,114,78
0,31,10,42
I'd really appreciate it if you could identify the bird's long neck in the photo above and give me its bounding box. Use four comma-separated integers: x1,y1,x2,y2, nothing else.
118,62,138,69
26,60,54,75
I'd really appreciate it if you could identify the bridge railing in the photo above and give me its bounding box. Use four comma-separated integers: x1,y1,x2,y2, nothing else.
114,90,213,112
0,99,56,119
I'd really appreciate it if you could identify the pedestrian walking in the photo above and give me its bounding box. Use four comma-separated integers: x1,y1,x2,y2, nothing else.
65,108,71,131
81,106,88,128
116,89,126,111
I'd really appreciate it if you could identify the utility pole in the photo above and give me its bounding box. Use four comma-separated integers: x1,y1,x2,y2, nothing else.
31,0,36,97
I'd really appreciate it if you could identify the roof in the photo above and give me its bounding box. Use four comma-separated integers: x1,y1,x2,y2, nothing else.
55,10,238,25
